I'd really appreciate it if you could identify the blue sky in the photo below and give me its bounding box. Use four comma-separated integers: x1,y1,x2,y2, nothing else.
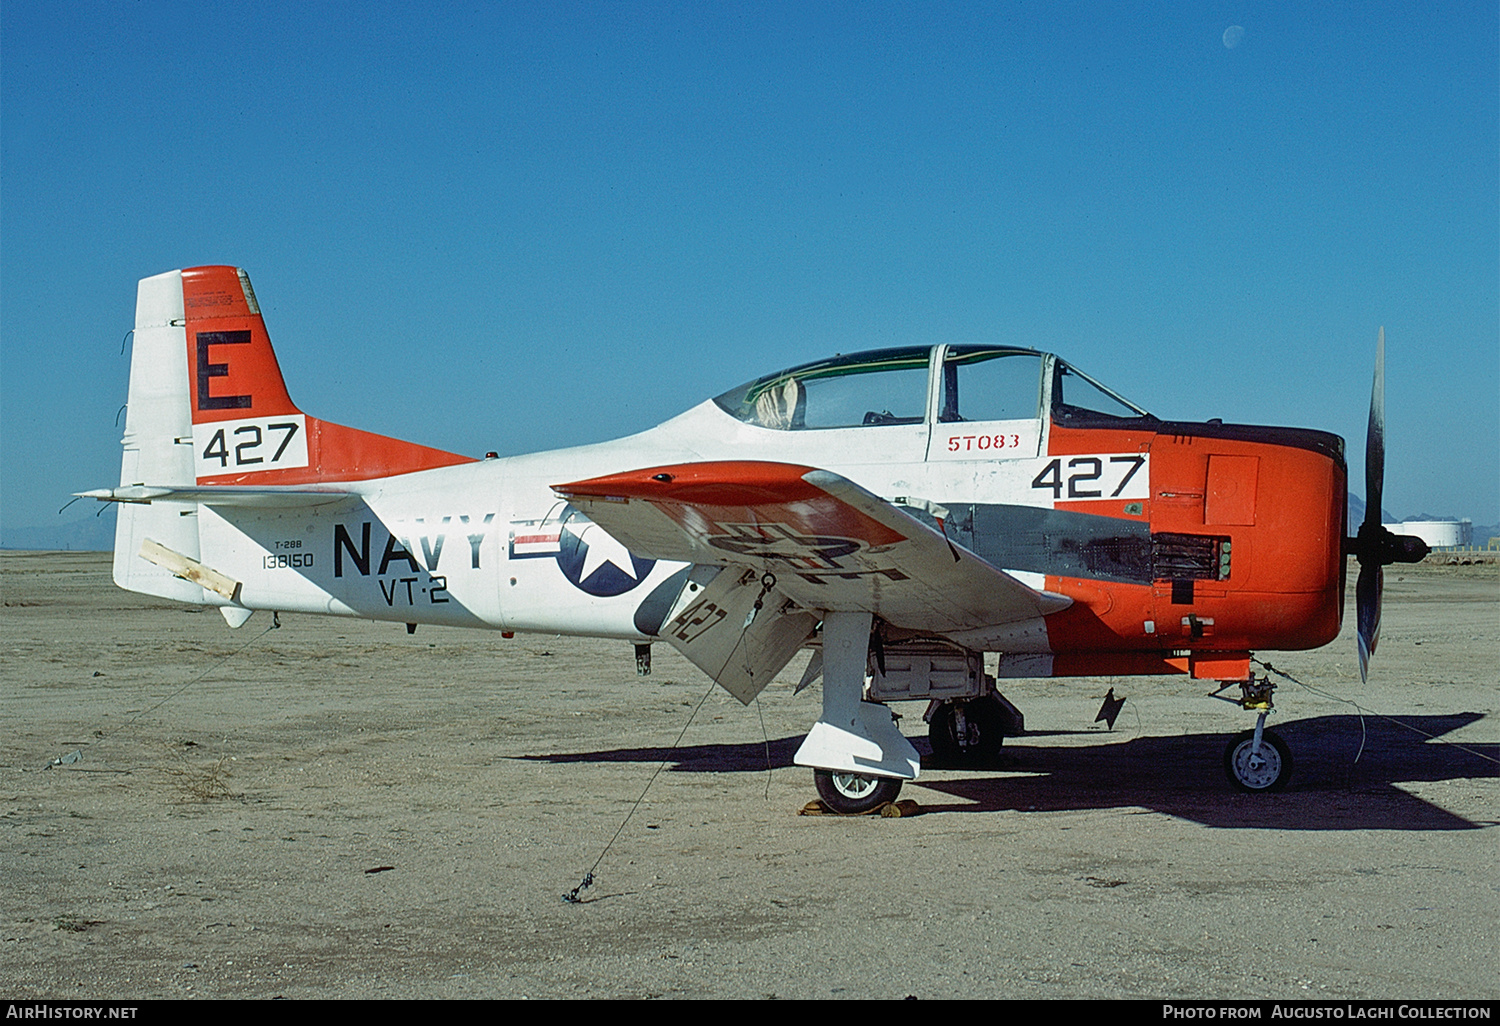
3,2,1496,538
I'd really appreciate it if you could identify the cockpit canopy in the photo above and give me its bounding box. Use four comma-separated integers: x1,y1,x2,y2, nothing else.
713,345,1151,431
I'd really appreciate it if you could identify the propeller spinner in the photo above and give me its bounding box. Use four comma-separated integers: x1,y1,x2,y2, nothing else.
1348,328,1429,682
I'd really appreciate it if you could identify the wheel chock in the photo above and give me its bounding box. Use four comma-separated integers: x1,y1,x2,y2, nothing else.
798,798,922,817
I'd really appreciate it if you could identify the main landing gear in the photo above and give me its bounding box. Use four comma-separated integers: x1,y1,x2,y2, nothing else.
1220,676,1293,793
793,611,920,814
813,769,904,814
925,693,1020,766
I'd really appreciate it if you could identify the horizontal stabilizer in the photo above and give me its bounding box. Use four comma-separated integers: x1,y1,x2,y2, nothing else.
81,484,356,508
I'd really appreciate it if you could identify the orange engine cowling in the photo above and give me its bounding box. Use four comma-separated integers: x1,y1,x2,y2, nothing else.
1041,420,1347,677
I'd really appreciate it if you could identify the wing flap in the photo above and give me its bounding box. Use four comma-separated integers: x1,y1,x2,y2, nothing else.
657,567,818,704
555,461,1070,634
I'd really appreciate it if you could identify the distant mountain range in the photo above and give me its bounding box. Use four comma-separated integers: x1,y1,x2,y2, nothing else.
1346,494,1393,529
2,508,117,552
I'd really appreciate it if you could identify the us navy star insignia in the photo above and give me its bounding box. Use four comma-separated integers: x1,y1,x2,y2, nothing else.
563,519,639,582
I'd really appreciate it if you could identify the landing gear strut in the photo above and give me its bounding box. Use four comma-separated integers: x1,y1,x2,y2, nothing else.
1221,676,1292,793
794,611,919,813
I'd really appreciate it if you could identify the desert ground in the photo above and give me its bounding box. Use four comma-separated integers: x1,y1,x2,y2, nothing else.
2,550,1495,1000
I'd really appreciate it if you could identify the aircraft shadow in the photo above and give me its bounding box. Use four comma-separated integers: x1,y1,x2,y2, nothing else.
519,712,1497,831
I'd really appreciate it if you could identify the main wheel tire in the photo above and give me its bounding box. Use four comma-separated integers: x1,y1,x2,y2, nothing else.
813,769,902,814
1223,728,1293,793
928,696,1007,766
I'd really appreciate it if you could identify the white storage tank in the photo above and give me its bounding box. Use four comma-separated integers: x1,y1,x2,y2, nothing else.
1381,519,1473,549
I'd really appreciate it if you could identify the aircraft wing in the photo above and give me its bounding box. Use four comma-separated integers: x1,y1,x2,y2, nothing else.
553,461,1071,636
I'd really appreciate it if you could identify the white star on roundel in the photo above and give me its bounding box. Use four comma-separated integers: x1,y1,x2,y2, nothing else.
562,518,640,583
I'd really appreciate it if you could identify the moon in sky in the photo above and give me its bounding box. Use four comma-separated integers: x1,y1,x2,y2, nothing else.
1223,25,1245,49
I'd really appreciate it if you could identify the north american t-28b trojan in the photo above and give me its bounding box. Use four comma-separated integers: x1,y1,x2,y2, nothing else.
85,266,1427,812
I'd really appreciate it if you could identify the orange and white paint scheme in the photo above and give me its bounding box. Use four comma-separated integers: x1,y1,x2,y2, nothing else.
86,266,1424,810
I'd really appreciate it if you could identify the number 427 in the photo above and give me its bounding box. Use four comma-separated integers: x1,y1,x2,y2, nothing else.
203,421,299,468
1031,455,1145,499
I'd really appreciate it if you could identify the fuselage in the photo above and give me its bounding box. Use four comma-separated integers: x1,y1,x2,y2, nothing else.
194,344,1347,679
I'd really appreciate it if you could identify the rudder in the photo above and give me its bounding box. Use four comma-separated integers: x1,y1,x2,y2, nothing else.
112,269,203,601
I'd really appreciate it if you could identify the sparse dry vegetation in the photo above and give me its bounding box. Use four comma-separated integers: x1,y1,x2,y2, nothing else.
160,742,235,803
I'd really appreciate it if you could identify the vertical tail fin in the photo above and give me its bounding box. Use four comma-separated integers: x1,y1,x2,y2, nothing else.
180,266,473,485
110,265,474,602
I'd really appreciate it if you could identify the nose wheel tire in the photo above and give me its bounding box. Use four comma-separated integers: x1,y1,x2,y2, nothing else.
813,769,902,814
1223,728,1292,792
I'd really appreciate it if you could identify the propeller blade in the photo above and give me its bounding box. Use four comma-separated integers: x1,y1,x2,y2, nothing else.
1349,328,1432,681
1355,561,1382,684
1363,327,1385,531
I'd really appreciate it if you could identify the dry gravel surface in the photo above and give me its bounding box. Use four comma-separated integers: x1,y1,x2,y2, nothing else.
2,552,1496,1000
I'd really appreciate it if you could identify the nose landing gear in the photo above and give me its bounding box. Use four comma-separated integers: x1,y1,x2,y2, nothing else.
1219,676,1292,793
